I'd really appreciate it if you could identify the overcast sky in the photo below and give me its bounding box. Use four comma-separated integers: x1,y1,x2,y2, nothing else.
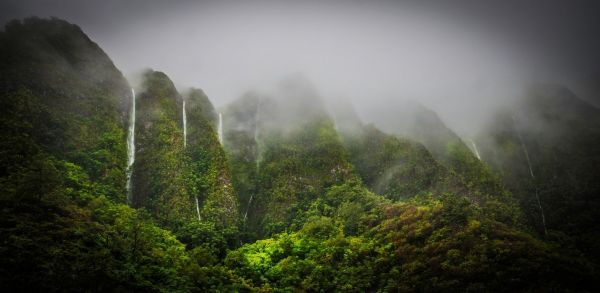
2,0,599,134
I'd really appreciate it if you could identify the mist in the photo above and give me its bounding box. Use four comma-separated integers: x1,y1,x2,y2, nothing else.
2,0,599,135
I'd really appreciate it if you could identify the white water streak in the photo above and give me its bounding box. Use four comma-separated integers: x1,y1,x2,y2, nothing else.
469,139,481,160
513,116,547,234
243,195,253,222
183,100,187,148
126,88,136,206
218,112,223,144
195,197,201,221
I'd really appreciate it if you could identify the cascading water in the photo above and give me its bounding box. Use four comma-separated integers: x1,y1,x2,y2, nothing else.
218,112,223,144
254,99,261,168
513,116,547,234
126,88,136,206
468,139,481,160
182,100,201,221
183,100,187,148
244,100,261,223
243,195,253,222
195,197,201,221
181,100,201,221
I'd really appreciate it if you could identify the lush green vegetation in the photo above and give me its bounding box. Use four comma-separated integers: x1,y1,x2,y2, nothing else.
1,17,598,292
0,18,196,291
226,181,593,291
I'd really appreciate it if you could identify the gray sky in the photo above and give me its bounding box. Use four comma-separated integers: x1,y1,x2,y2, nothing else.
2,0,599,134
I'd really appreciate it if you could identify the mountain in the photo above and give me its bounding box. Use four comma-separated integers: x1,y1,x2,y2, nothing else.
131,70,239,257
223,76,356,238
131,70,191,225
0,18,197,291
336,102,520,225
476,83,600,263
1,17,598,292
182,87,238,234
365,100,510,198
0,17,130,202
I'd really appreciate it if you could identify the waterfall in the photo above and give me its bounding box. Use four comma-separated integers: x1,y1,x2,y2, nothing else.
468,139,481,160
126,88,136,206
183,100,187,148
218,112,223,144
244,99,261,223
254,99,261,169
182,100,200,220
513,116,547,234
243,195,253,222
195,196,201,221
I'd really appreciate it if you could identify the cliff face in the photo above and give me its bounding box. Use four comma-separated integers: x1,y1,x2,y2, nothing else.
477,84,600,262
223,77,357,238
131,70,191,228
131,73,238,233
184,88,238,228
0,18,195,292
0,17,130,202
1,16,598,292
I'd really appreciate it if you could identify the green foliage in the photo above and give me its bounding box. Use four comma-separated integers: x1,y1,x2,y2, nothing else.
184,88,238,229
131,70,192,230
0,19,241,291
2,17,598,292
254,117,356,236
226,191,595,292
343,125,455,200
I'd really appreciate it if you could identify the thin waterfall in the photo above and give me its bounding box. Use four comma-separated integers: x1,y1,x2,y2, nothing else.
183,100,187,148
513,116,547,234
244,100,261,223
195,197,201,221
254,99,261,168
126,88,136,206
218,112,223,144
183,100,200,220
468,139,481,160
243,195,253,222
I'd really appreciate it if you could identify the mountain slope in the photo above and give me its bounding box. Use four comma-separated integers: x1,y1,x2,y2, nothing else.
183,87,238,229
0,18,198,291
223,77,356,238
477,84,600,263
364,100,509,202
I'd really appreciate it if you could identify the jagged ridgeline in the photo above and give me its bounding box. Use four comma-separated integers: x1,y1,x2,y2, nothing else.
359,100,520,224
1,17,598,292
